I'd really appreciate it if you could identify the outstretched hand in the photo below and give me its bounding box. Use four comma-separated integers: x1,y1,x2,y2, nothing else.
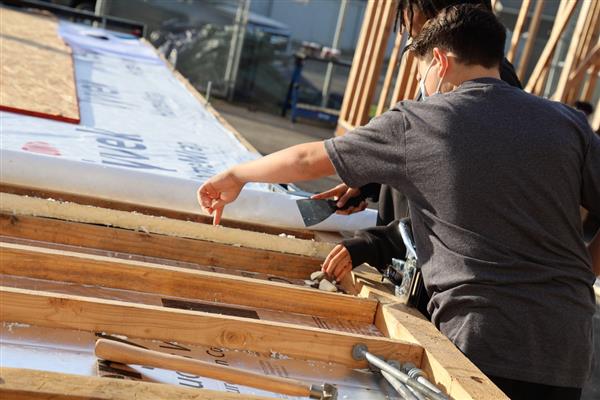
197,170,244,225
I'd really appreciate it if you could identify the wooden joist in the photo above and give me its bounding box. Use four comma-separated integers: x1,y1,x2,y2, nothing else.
0,213,321,279
506,0,531,63
376,304,509,400
552,0,595,101
0,193,334,258
0,183,315,240
525,0,578,93
0,286,423,368
0,367,272,400
515,0,545,81
0,240,377,323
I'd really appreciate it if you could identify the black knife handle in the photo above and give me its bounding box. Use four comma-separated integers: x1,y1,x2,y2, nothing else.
327,195,365,211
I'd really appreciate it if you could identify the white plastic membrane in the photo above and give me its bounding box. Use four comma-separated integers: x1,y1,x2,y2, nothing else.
0,21,376,231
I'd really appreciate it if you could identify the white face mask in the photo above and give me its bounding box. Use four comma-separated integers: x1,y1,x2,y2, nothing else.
419,58,445,99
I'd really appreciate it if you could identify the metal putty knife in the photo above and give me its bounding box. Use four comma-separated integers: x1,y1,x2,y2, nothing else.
296,196,364,227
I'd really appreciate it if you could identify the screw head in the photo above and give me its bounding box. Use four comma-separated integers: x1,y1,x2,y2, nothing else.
351,343,368,361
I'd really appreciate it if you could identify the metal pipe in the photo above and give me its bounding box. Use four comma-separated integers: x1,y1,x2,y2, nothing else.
225,0,251,102
352,344,448,400
398,218,417,260
402,363,444,397
406,385,427,400
381,370,419,400
321,0,348,108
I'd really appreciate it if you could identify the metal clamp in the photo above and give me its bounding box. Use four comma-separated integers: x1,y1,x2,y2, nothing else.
309,383,337,400
352,344,448,400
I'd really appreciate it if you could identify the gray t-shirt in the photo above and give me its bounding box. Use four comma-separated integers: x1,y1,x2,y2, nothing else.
325,77,600,387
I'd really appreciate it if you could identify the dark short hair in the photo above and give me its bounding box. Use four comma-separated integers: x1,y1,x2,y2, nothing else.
410,4,505,68
396,0,493,34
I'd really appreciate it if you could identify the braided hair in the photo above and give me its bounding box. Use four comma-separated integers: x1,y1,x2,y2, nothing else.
395,0,493,35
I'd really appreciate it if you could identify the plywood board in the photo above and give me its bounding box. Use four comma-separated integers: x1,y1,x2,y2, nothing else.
0,7,79,123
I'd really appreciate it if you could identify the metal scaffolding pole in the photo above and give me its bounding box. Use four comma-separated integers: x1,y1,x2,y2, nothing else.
321,0,348,108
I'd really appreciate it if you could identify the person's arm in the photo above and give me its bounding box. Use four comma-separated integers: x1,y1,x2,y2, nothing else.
321,220,408,281
199,106,407,224
343,220,407,271
198,141,334,224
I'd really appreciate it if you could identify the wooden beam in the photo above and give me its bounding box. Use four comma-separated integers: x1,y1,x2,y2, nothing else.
564,42,600,97
565,0,600,103
516,0,545,81
391,51,416,104
552,0,594,101
582,65,599,102
377,31,405,115
0,240,377,323
0,367,271,400
0,193,334,258
0,214,322,280
355,0,396,126
375,304,508,400
525,0,578,92
506,0,532,63
349,0,384,126
0,286,423,368
594,95,600,132
339,0,377,126
403,55,420,100
0,182,314,240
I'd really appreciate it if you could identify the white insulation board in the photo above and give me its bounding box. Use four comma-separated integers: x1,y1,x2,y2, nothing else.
0,21,376,232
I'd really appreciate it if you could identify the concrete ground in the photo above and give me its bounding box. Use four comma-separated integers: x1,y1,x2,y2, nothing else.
212,99,342,194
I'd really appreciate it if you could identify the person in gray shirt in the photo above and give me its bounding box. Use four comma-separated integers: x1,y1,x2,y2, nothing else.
198,5,600,399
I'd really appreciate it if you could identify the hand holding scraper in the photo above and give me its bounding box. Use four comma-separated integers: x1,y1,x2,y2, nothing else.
296,195,366,227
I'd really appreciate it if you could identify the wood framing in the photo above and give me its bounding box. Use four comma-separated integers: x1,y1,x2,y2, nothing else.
0,240,377,323
377,31,405,115
338,0,600,135
0,193,334,258
0,367,273,400
0,213,322,279
525,0,577,93
552,0,595,101
515,0,545,81
338,0,398,133
0,286,423,368
506,0,532,63
0,182,315,239
376,304,507,400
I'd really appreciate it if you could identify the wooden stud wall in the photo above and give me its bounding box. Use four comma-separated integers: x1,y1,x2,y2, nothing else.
0,191,509,399
337,0,600,135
